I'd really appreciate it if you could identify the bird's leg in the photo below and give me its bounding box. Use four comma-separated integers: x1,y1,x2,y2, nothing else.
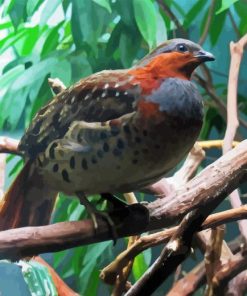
76,191,118,241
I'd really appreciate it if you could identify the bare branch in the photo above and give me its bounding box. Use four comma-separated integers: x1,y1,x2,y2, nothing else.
0,140,247,260
100,205,247,285
198,0,216,45
0,137,21,155
223,34,247,242
212,253,247,295
48,78,66,95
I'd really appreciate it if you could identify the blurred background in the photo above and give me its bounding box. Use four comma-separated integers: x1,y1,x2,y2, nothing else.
0,0,247,295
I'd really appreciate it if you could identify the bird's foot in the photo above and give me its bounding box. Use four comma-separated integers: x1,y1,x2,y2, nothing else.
90,210,118,244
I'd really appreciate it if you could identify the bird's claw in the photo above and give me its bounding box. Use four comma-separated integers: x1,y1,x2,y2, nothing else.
91,211,118,245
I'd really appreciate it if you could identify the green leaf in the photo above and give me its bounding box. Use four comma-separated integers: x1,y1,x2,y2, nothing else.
115,0,135,28
69,53,92,82
133,0,157,49
155,10,167,45
92,0,111,13
216,0,239,14
0,21,12,30
50,59,71,86
8,0,27,28
0,65,25,92
183,0,205,28
119,29,141,68
133,252,148,281
79,241,112,293
15,26,40,56
12,57,58,91
5,87,29,129
40,0,62,26
0,29,27,54
18,260,58,296
210,10,227,46
26,0,43,16
8,158,23,177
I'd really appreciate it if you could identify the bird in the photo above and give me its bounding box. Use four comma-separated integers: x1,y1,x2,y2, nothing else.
0,38,214,231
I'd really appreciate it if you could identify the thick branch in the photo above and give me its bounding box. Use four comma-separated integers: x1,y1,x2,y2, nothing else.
0,140,247,260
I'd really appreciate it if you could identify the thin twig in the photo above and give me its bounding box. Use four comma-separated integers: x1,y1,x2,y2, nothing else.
223,34,247,243
100,205,247,285
204,226,225,296
157,0,187,38
111,193,139,295
48,78,66,95
228,10,241,39
212,253,247,295
198,0,216,45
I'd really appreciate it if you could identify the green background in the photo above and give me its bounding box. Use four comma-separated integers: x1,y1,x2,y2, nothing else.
0,0,246,295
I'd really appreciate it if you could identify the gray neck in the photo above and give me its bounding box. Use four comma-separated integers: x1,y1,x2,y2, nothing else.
145,77,203,123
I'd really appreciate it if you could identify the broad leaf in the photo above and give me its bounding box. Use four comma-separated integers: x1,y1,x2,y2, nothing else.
133,0,157,49
93,0,111,13
216,0,239,14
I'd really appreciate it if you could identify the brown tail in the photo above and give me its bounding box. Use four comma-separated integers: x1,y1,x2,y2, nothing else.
0,161,57,231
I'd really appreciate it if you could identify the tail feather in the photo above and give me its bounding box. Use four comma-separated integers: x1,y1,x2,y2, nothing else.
0,161,57,231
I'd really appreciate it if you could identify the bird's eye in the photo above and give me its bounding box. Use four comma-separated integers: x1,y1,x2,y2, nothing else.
177,44,188,53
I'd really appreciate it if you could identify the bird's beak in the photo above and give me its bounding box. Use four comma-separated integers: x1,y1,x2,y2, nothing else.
194,50,215,62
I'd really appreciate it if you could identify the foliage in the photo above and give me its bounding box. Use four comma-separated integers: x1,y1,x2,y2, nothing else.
0,0,247,295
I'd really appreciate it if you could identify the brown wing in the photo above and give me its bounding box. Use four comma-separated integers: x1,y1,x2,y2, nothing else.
19,70,140,159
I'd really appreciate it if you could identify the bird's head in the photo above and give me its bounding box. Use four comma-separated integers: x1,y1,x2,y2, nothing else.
134,38,215,81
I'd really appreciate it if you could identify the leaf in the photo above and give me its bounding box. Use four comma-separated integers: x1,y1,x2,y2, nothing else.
115,0,135,28
0,21,12,30
8,0,27,28
0,65,25,92
216,0,239,14
0,29,27,54
133,252,148,280
183,0,205,28
12,57,58,91
8,158,23,177
26,0,43,16
69,53,92,82
92,0,111,13
210,10,227,46
18,260,58,296
40,0,62,26
50,59,71,86
155,10,167,45
119,29,141,68
133,0,157,49
79,242,112,293
41,24,62,58
5,87,29,129
71,0,108,50
15,26,40,56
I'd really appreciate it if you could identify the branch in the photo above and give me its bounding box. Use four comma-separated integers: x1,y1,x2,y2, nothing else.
125,209,204,295
157,0,187,38
167,262,205,296
212,253,247,295
48,78,66,95
100,205,247,285
0,140,247,260
198,0,216,45
0,137,21,155
223,33,247,243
